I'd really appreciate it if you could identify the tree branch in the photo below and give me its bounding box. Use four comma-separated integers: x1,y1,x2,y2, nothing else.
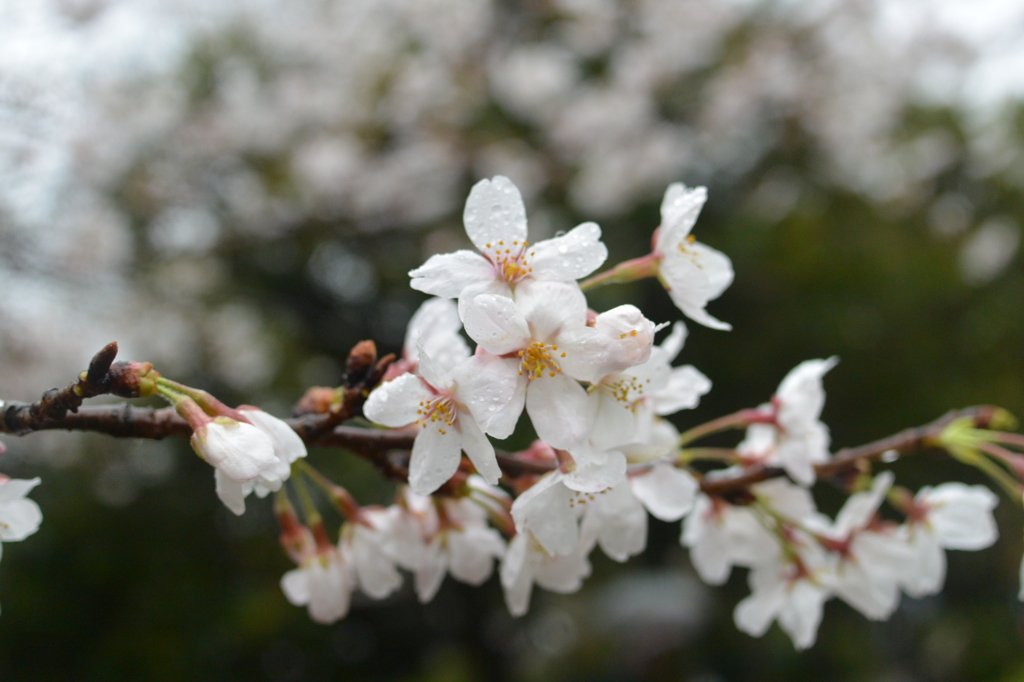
0,343,1006,497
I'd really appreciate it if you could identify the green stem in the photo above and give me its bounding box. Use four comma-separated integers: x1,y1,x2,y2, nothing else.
677,447,740,465
971,451,1024,503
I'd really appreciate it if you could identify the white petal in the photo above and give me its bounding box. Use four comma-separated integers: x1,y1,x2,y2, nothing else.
0,498,42,541
834,471,893,535
528,221,607,280
921,483,999,550
463,176,528,252
408,422,463,495
514,279,588,342
416,345,452,392
630,463,698,521
351,527,403,599
734,574,785,638
526,373,591,450
776,357,838,431
215,469,248,516
462,294,531,355
363,374,432,428
562,448,627,493
660,242,734,330
281,567,311,606
409,250,495,298
448,526,504,585
659,321,689,362
307,557,353,624
561,305,655,382
534,551,591,593
0,477,40,504
414,541,448,603
579,482,647,562
588,387,641,450
242,409,307,467
456,279,514,322
195,421,277,482
457,408,501,486
901,528,945,597
500,533,534,617
451,353,523,438
511,474,578,556
405,297,471,371
653,366,712,415
779,580,827,650
657,184,707,250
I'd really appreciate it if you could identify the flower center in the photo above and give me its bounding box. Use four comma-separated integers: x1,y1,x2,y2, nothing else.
675,234,703,267
568,488,608,508
518,341,565,380
483,240,534,283
416,396,457,435
605,375,651,407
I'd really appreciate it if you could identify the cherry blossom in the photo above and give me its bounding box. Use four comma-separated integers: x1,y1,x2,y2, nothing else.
500,531,592,618
281,545,354,625
215,408,307,516
806,472,913,620
408,490,506,603
364,347,517,494
510,448,627,556
898,483,998,598
409,176,608,314
462,279,655,449
653,184,734,330
733,541,832,650
738,357,838,486
589,322,710,449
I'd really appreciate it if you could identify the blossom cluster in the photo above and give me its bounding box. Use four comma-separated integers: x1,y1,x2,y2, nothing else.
323,175,1006,648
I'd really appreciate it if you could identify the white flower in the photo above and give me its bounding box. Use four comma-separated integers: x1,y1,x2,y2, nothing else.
629,461,700,522
899,483,998,598
500,531,591,617
510,449,626,556
734,542,831,650
807,472,913,621
364,347,518,494
738,357,838,486
0,477,43,557
578,481,648,562
463,279,655,449
412,493,506,603
345,510,405,600
281,546,354,625
409,176,608,315
191,417,283,514
215,408,307,516
654,184,734,330
682,478,815,585
589,322,710,449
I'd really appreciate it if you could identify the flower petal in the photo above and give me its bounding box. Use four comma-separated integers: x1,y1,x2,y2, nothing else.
409,250,494,298
514,279,588,342
526,373,591,450
457,408,501,485
511,474,577,556
408,421,463,495
657,184,707,251
363,374,432,428
404,297,470,371
462,294,531,355
452,352,523,438
630,462,698,521
215,469,248,516
653,366,711,415
463,176,528,252
528,221,607,281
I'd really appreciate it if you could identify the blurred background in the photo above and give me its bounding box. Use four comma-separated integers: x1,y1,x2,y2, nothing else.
1,0,1024,679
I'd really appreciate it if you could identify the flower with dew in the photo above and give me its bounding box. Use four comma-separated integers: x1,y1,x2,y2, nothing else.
463,279,655,450
653,184,734,330
364,345,518,494
215,407,307,516
738,357,838,487
409,176,608,316
589,321,710,449
510,445,627,556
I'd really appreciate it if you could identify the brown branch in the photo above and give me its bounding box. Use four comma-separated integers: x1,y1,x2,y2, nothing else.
0,343,1009,496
